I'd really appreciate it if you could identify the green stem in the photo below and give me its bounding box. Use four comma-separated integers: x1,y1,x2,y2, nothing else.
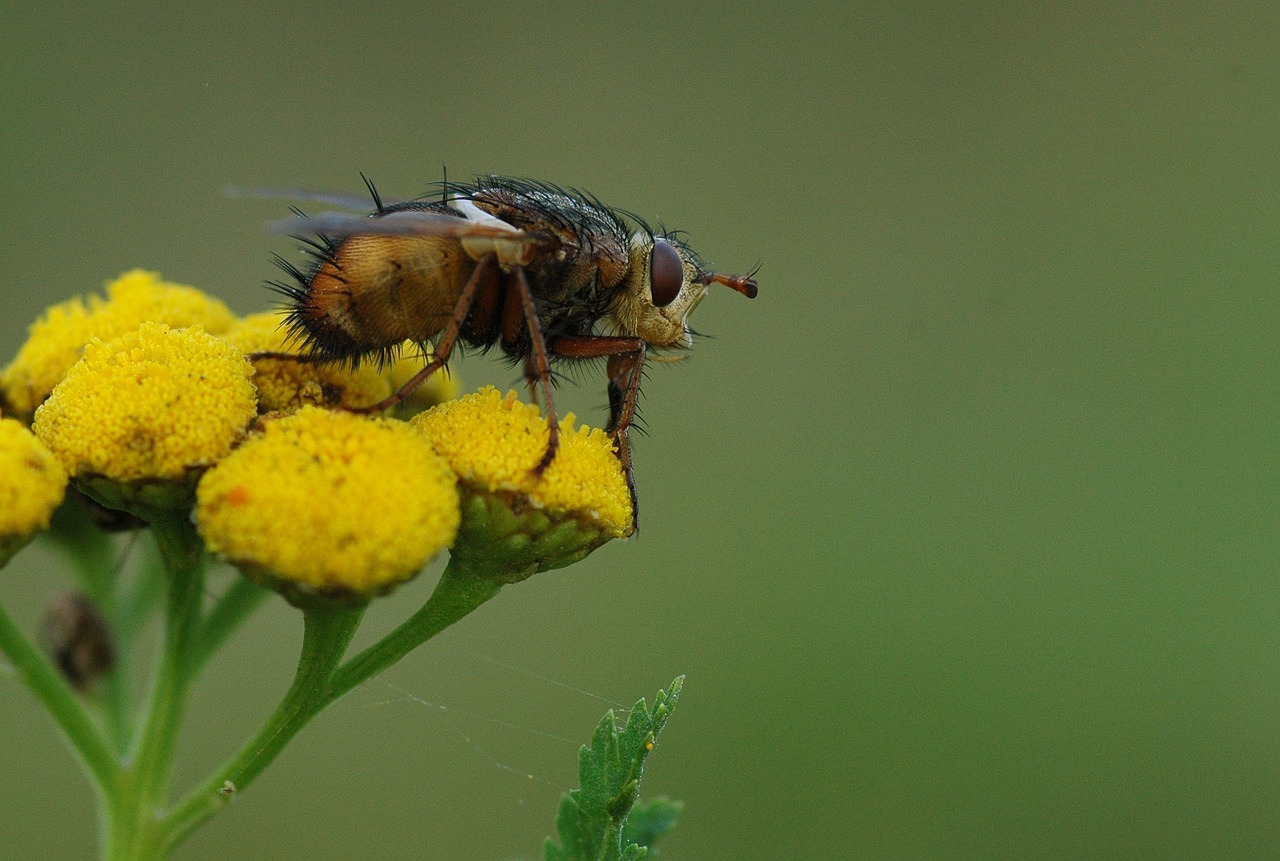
46,494,120,603
103,516,206,861
193,575,269,673
157,602,365,854
101,531,164,755
327,558,503,703
113,532,168,645
0,602,118,792
131,517,205,792
159,559,503,854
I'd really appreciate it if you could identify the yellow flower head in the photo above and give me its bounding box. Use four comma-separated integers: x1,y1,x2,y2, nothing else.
195,407,460,602
0,417,68,566
412,388,632,579
2,270,236,421
32,323,257,511
415,387,632,529
222,311,391,413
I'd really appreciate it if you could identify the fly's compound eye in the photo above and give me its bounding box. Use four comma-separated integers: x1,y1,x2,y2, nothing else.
649,240,684,308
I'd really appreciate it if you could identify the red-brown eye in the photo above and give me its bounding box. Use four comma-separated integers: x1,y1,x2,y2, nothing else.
649,241,683,308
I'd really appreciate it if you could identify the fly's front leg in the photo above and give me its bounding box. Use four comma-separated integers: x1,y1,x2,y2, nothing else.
604,347,644,438
605,346,645,528
551,335,646,531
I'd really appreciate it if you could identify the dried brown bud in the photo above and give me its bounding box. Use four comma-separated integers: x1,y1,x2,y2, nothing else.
41,592,116,691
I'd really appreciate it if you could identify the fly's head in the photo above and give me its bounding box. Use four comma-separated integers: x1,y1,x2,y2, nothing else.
606,233,757,349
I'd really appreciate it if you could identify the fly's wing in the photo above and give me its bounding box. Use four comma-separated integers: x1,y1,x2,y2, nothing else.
266,209,537,241
226,173,405,211
270,209,545,269
226,186,383,211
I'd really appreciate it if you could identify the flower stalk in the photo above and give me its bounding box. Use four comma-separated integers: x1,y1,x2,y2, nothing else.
158,601,366,854
161,558,503,852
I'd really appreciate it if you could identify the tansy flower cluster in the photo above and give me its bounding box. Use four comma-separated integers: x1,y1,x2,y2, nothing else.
32,322,257,513
0,267,643,861
1,270,631,598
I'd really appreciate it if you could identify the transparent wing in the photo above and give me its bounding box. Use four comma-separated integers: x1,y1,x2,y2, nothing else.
224,185,389,211
267,209,540,245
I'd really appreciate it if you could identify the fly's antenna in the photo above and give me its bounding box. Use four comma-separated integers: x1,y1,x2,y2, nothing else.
697,265,760,299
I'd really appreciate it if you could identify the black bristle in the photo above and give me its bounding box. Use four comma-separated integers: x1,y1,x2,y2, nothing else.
361,172,385,213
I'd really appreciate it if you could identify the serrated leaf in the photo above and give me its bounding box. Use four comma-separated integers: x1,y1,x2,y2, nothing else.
543,676,684,861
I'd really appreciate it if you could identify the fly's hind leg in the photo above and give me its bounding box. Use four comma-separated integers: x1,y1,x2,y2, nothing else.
522,353,542,409
508,267,560,474
249,253,499,414
351,253,498,414
246,350,326,363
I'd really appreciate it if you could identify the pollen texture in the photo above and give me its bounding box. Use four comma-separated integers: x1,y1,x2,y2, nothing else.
32,323,257,482
222,311,391,412
412,387,632,537
0,417,68,539
1,270,236,420
195,407,460,597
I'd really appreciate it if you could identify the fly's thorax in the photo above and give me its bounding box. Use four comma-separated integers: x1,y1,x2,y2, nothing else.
603,234,707,348
448,197,536,267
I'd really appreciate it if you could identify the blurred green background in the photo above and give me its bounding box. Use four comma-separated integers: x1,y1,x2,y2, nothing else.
3,3,1278,859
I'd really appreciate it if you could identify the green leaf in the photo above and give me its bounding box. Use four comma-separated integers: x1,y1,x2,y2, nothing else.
543,676,684,861
621,797,684,854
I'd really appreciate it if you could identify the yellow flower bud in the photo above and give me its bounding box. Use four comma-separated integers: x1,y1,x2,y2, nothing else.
195,407,460,603
222,311,391,413
0,417,68,566
33,323,257,515
412,387,632,579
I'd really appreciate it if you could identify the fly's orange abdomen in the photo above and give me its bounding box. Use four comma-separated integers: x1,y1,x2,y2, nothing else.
300,234,473,359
